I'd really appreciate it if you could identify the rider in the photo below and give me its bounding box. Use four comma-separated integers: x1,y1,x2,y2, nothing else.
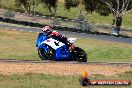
42,25,68,47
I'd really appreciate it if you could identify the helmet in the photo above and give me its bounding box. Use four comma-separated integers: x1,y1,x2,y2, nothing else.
42,26,52,32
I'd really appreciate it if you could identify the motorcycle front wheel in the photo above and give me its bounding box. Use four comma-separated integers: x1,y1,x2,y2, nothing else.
73,47,87,62
38,47,55,60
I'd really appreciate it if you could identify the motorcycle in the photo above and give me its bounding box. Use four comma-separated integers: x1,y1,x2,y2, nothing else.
36,33,87,62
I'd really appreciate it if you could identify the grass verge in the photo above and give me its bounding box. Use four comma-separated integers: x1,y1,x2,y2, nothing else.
0,29,132,62
0,29,39,60
0,72,132,88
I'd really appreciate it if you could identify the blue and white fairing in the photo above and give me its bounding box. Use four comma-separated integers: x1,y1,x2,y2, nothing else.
36,33,48,48
41,38,71,60
36,33,74,61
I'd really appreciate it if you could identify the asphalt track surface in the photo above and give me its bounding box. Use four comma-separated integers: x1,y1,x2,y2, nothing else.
0,24,132,44
0,59,132,66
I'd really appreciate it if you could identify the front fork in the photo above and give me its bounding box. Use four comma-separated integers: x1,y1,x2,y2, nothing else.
38,44,49,52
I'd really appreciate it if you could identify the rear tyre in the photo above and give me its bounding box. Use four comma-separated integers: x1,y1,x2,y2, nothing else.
73,47,87,62
38,47,54,60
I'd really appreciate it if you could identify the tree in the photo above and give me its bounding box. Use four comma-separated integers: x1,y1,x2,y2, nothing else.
64,0,79,11
40,0,58,16
64,0,97,31
15,0,40,15
0,0,2,8
98,0,132,35
64,0,97,21
31,0,40,16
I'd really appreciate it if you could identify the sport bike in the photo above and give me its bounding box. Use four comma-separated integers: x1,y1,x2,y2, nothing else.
36,33,87,62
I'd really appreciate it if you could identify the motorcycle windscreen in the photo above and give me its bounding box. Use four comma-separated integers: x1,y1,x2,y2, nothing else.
41,38,65,50
68,38,77,44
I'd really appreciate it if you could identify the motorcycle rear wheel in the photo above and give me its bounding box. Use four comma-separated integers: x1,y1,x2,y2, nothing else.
38,47,54,60
73,47,87,62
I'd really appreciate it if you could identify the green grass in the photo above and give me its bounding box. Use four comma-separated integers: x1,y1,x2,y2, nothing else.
76,37,132,62
1,0,132,28
0,72,132,88
0,0,16,10
0,29,39,60
0,29,132,62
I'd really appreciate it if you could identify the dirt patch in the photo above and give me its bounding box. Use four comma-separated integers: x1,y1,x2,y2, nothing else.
0,62,131,76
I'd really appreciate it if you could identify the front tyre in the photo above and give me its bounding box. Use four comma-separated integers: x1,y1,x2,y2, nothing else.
73,47,87,62
38,48,54,60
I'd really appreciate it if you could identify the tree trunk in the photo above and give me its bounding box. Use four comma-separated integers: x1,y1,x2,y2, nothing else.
22,4,30,16
112,17,122,35
48,7,55,16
